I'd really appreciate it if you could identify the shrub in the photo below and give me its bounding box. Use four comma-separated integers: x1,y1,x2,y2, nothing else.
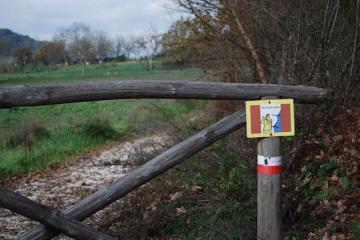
75,118,120,140
6,121,49,148
215,150,255,199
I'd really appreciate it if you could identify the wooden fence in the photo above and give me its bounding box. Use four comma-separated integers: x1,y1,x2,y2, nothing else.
0,80,328,240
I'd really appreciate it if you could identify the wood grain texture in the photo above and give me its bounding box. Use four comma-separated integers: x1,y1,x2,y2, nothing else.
0,80,328,108
257,96,282,240
0,186,112,240
18,110,246,240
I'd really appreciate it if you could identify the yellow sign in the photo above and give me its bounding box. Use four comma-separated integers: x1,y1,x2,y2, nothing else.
246,99,295,138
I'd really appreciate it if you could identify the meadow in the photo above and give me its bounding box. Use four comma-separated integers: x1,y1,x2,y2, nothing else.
0,60,200,85
0,61,201,180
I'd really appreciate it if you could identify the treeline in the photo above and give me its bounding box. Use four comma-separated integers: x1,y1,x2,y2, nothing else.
3,23,162,75
162,0,360,105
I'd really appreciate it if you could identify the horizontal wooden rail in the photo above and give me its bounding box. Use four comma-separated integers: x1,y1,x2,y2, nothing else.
0,80,328,108
18,110,246,240
0,186,112,240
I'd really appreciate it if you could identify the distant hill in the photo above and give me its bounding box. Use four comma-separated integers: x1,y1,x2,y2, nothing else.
0,28,41,56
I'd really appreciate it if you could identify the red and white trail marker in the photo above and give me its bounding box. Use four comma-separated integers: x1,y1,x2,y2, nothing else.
257,155,282,175
246,99,295,175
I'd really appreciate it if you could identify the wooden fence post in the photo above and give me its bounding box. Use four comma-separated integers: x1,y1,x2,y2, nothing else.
0,186,113,240
18,110,247,240
257,97,282,240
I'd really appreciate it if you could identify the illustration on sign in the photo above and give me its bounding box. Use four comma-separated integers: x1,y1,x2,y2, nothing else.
246,99,295,138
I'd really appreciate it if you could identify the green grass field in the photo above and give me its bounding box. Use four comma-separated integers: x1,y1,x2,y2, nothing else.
0,60,201,85
0,61,201,180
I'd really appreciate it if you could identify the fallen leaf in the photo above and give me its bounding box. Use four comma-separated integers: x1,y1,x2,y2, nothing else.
190,186,203,193
176,207,187,215
170,192,182,201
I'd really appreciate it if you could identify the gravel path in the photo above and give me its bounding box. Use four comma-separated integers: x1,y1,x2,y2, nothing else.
0,133,169,239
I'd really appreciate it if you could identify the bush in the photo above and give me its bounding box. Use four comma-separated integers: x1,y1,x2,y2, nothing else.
216,151,254,198
6,121,49,148
75,118,120,140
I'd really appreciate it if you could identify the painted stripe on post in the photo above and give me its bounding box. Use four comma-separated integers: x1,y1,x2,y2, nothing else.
281,104,291,132
250,105,261,134
257,155,282,175
258,165,282,175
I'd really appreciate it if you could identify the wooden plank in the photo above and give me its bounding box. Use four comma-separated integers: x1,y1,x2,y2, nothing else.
257,96,282,240
18,110,247,240
0,186,113,240
0,80,328,108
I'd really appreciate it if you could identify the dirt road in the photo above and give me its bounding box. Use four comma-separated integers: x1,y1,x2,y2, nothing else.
0,133,169,239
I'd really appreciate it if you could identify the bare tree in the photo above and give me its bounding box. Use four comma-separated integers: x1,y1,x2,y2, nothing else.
113,35,137,60
94,30,112,62
33,41,66,65
135,32,162,72
113,35,125,57
125,36,136,59
12,46,32,72
168,0,360,104
55,23,95,77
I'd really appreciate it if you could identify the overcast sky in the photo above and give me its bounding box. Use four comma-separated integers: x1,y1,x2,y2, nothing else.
0,0,179,40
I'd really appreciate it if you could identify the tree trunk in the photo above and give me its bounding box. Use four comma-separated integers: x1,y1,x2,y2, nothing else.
230,7,268,84
81,59,86,78
149,56,153,72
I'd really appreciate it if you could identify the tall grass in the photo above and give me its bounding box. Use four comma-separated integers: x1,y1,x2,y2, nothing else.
0,61,200,180
0,99,196,180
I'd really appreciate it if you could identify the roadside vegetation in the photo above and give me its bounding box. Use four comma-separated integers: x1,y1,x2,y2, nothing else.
92,104,359,240
0,61,200,180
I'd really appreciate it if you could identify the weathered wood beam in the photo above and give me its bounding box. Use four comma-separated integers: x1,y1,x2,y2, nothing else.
18,110,246,240
0,80,328,108
0,186,112,240
257,97,281,239
257,138,281,239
